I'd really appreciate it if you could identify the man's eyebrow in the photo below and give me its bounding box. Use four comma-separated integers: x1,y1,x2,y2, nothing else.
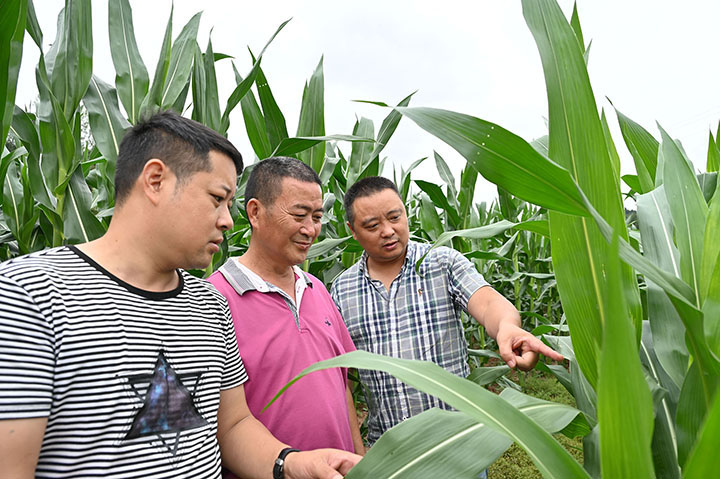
292,204,325,213
387,208,403,216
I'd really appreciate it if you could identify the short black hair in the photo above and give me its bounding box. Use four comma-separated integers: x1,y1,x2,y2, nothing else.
344,176,400,227
114,111,243,204
244,156,321,209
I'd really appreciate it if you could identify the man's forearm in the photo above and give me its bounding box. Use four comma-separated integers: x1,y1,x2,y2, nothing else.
219,415,287,479
467,286,521,339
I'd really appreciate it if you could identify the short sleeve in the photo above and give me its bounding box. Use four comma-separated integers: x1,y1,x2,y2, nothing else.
0,273,55,419
445,248,490,310
219,301,248,390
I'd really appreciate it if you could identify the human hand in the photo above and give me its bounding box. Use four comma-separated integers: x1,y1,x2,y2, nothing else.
284,448,362,479
496,323,564,371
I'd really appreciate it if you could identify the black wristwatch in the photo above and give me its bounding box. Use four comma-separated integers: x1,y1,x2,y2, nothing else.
273,447,300,479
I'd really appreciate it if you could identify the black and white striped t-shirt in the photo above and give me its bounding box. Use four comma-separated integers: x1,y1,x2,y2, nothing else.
0,246,248,478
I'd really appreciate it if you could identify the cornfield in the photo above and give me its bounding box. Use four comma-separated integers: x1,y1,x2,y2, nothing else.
1,0,717,477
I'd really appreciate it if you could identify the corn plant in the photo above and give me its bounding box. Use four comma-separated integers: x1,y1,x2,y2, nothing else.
278,1,719,477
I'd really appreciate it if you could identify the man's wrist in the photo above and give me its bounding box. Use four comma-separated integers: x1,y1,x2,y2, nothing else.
273,447,300,479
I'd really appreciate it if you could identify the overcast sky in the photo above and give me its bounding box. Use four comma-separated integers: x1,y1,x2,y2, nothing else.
17,1,720,203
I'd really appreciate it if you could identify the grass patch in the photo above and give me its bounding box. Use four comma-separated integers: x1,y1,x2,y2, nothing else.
489,369,584,478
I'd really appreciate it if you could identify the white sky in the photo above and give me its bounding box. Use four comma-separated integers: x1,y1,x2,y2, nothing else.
17,1,720,203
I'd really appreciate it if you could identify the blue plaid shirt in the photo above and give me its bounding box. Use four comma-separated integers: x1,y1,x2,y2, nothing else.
330,240,489,444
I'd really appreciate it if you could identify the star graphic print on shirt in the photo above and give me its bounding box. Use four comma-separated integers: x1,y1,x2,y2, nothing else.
125,350,208,454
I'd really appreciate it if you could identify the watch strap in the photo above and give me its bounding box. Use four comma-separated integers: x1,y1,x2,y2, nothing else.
273,447,300,479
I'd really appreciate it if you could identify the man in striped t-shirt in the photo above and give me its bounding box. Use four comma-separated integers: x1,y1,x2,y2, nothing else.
0,112,360,478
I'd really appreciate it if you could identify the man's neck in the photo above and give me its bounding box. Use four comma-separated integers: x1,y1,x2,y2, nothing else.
366,247,407,291
237,247,296,297
76,225,180,292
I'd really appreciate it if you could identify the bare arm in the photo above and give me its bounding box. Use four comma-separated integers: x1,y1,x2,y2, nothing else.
0,417,47,478
466,286,563,370
345,385,365,456
217,385,361,479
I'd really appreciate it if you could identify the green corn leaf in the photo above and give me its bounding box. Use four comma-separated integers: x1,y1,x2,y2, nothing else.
660,127,708,307
395,107,588,217
202,38,222,132
108,0,148,124
347,117,375,186
415,179,461,227
160,12,201,110
141,4,172,116
256,62,289,150
0,0,26,149
271,135,372,158
523,0,640,390
637,187,688,390
597,236,655,478
433,151,458,201
676,363,714,468
233,66,272,159
50,0,93,120
398,157,426,203
458,163,478,228
683,387,720,478
622,174,641,194
307,236,351,259
639,323,681,479
601,110,621,181
62,167,105,243
296,57,325,171
266,350,589,478
190,43,206,123
25,0,42,49
466,365,510,386
367,91,415,163
706,130,720,173
703,178,720,358
614,107,659,193
220,19,291,136
569,2,584,53
83,75,131,172
418,192,443,241
347,409,511,479
11,106,40,164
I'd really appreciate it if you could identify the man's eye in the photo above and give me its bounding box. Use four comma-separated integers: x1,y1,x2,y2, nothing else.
212,195,224,202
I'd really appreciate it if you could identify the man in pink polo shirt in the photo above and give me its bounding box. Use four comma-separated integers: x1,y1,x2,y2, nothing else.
209,157,364,458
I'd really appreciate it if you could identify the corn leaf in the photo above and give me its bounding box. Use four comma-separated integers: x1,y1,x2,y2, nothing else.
256,63,289,150
683,387,720,478
49,0,92,120
395,106,588,216
233,66,272,160
271,135,372,158
523,0,639,389
62,167,105,243
347,117,375,186
160,12,201,110
108,0,148,124
11,106,40,166
25,0,42,49
0,0,26,149
141,5,172,116
367,92,415,164
707,130,720,173
597,236,655,477
267,350,589,478
296,57,325,171
660,127,708,307
415,179,461,227
614,107,659,193
220,19,290,136
636,187,688,389
83,75,131,172
307,236,351,259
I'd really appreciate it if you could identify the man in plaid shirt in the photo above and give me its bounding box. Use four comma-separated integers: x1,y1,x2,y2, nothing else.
330,176,563,446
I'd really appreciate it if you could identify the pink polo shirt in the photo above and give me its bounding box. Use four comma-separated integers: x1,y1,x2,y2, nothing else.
208,259,356,452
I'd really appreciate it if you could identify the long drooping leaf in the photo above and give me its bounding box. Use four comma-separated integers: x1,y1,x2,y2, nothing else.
597,236,654,477
267,351,588,478
415,179,461,227
220,19,290,136
256,63,289,150
523,0,640,390
11,106,40,166
660,127,708,307
347,117,375,186
160,12,201,110
0,0,26,149
296,57,325,171
307,236,351,259
364,92,415,163
83,75,131,171
395,106,588,216
24,0,42,49
614,107,659,193
108,0,148,124
233,66,271,159
636,187,688,389
271,135,372,158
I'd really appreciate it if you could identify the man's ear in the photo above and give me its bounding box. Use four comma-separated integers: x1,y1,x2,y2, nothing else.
246,197,262,228
347,221,357,240
140,159,171,205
